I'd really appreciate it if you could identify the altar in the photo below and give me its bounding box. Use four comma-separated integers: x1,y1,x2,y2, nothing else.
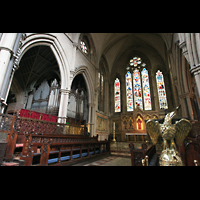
125,132,147,142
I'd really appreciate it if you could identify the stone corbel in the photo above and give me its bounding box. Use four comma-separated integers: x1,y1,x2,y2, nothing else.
72,42,79,50
179,41,190,64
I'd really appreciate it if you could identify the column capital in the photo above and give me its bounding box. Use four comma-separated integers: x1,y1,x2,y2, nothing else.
190,63,200,75
60,89,70,94
72,42,79,49
0,46,14,55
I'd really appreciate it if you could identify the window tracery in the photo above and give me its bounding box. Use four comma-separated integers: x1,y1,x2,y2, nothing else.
114,56,168,113
126,56,151,111
80,41,88,54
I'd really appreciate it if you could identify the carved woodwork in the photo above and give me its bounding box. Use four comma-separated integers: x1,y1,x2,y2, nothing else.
20,134,110,166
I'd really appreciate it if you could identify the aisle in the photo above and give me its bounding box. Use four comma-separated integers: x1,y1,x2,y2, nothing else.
73,155,131,166
72,142,143,166
85,156,131,166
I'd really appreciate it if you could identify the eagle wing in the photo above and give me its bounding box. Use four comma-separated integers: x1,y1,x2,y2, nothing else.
175,119,192,146
146,120,161,145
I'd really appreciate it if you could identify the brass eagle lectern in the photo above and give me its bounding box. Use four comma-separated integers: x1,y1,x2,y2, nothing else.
146,106,192,166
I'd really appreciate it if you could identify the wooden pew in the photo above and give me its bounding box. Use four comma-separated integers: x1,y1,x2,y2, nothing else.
177,136,200,166
129,142,157,166
20,134,110,166
2,111,87,161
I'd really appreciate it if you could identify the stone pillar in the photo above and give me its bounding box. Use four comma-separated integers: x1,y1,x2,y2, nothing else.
58,89,70,123
88,103,95,137
150,70,159,112
104,79,109,115
0,33,18,97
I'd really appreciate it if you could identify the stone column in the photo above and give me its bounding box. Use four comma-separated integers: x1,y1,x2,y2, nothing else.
0,33,18,97
58,89,70,123
104,79,109,115
88,103,95,137
150,70,159,112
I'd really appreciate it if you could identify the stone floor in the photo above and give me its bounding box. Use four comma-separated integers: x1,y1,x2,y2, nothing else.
72,142,144,166
72,154,131,166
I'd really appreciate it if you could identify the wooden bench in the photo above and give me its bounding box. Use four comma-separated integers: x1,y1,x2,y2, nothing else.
20,133,110,166
129,142,157,166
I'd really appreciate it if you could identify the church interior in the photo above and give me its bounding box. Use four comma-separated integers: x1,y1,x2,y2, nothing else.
0,33,200,166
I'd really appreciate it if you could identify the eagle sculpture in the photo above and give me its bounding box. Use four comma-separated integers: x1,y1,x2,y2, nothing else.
146,106,192,166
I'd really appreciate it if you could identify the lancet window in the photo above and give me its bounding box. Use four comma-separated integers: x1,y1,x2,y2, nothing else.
114,78,121,112
156,70,168,109
126,71,134,111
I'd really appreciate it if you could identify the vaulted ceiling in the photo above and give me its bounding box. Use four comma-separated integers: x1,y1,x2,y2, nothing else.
90,33,172,74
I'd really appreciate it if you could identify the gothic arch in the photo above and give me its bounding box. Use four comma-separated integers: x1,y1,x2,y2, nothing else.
72,66,95,104
16,34,71,119
19,33,70,90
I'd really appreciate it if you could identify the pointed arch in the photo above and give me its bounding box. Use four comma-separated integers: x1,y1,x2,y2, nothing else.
19,34,70,90
72,66,94,104
17,34,71,120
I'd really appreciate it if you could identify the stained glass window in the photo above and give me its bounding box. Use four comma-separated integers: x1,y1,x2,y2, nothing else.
133,69,143,110
114,78,121,112
80,41,88,54
141,68,152,110
130,57,141,67
156,70,168,109
126,71,134,111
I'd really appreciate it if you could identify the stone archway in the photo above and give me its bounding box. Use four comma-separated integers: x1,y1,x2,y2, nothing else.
67,74,89,123
17,34,70,121
7,45,62,116
71,66,95,136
